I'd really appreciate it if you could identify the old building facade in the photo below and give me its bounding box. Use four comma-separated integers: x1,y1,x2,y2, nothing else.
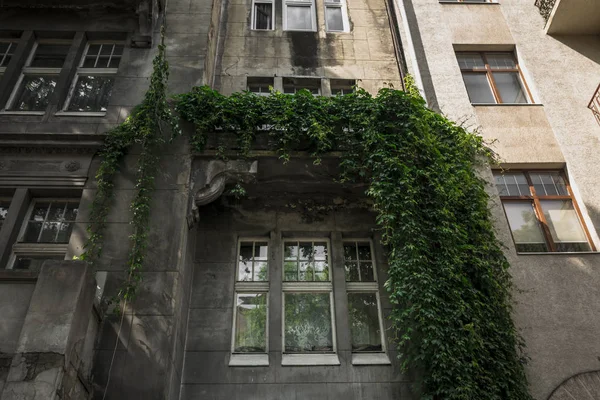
0,0,599,399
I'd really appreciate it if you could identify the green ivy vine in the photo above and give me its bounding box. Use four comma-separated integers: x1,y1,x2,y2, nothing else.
85,31,532,398
81,27,180,304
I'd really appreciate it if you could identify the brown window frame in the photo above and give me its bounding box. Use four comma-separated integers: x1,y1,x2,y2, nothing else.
495,170,596,253
457,51,533,104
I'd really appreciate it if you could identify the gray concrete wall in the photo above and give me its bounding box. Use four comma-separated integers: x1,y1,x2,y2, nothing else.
397,0,600,398
181,158,411,400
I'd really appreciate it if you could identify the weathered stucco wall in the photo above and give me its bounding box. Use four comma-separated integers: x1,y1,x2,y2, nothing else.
399,0,600,398
215,0,403,95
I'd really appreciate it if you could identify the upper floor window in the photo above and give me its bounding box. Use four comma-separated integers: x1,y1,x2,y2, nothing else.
283,77,321,95
457,52,531,104
283,0,317,31
494,171,595,253
0,41,17,80
252,0,275,30
324,0,349,32
247,76,273,96
6,197,80,270
331,79,355,95
0,198,11,231
64,42,123,113
6,41,70,112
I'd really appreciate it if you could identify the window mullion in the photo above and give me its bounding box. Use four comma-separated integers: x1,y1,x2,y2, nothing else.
482,53,503,104
525,173,556,252
36,202,51,243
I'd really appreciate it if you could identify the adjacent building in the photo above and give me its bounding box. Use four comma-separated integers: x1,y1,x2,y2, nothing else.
0,0,599,399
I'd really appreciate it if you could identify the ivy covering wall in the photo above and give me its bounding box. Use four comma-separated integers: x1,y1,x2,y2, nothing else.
84,37,533,399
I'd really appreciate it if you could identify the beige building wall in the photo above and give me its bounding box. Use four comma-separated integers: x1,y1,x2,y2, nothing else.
213,0,404,95
396,0,600,398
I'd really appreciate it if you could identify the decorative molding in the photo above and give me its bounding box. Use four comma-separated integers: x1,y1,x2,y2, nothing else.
0,146,99,155
189,160,258,227
63,161,82,172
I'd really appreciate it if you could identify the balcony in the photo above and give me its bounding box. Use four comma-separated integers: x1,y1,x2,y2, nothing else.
535,0,600,35
590,84,600,126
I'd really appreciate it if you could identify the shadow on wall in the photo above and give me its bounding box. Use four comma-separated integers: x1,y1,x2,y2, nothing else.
552,35,600,66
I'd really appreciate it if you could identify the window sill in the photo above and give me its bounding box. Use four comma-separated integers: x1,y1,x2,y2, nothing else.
351,353,391,365
282,353,340,366
516,251,600,255
439,1,498,4
0,269,38,282
54,111,107,117
0,111,46,116
472,103,542,107
229,354,269,367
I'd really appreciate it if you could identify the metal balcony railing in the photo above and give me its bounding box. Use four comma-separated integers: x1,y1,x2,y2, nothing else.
535,0,556,21
589,84,600,126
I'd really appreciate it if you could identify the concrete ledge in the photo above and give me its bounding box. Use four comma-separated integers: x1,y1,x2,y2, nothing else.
351,353,391,365
229,354,269,367
281,354,340,366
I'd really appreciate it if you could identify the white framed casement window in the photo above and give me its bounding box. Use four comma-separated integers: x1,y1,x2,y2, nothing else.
281,239,340,365
5,40,71,113
282,77,321,95
62,42,124,114
251,0,275,30
7,198,79,270
0,40,18,80
283,0,317,31
343,240,390,365
0,197,11,232
330,79,355,95
247,77,274,96
324,0,349,32
230,239,270,366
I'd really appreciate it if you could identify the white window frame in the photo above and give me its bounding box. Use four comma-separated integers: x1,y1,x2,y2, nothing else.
324,0,350,33
251,0,275,30
7,198,78,270
282,77,322,96
61,41,123,116
5,39,71,115
283,0,317,32
281,238,340,365
343,239,390,365
229,238,270,366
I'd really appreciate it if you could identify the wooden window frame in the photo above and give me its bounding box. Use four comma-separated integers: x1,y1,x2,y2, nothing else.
495,170,596,253
458,51,533,104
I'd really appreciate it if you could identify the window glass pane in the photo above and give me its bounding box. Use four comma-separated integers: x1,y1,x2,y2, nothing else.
64,203,79,221
344,242,375,282
285,293,333,352
348,293,382,352
462,73,495,104
13,255,64,271
331,80,355,95
493,72,527,104
530,172,568,196
234,293,267,353
541,200,590,252
360,262,374,281
503,202,548,252
486,53,516,69
284,241,329,281
493,172,529,196
287,6,313,30
48,202,66,221
357,243,371,260
456,53,485,69
326,7,344,31
30,44,70,68
40,221,60,242
238,241,269,282
344,244,357,260
254,3,273,29
11,75,57,111
67,75,115,112
0,200,10,231
56,222,74,243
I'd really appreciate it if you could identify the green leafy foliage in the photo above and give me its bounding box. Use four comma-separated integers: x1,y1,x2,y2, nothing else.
175,81,532,399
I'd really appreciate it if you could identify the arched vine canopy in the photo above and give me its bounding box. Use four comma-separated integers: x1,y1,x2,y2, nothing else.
82,31,533,400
